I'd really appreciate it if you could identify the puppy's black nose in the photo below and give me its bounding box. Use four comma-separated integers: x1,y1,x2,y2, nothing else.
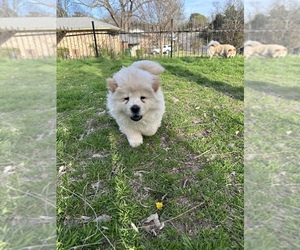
131,105,140,114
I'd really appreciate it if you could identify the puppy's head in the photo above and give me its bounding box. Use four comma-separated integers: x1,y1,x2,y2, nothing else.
270,46,287,58
107,61,164,122
226,47,236,58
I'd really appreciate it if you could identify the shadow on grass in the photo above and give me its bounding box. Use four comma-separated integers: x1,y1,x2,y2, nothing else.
246,81,300,102
163,60,244,101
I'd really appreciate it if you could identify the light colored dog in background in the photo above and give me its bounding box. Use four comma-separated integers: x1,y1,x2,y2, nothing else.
107,60,165,147
244,40,288,58
207,40,237,59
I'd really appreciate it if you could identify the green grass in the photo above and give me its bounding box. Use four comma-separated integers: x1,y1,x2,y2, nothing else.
244,57,300,249
57,57,244,249
0,59,56,249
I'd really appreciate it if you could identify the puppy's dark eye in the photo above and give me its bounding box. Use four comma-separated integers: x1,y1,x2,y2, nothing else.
140,96,146,101
124,97,129,102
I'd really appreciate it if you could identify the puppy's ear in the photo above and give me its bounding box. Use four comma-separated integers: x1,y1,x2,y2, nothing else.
107,78,118,93
152,77,160,92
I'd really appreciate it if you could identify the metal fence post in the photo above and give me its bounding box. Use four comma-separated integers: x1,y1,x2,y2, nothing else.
92,21,99,58
170,19,173,58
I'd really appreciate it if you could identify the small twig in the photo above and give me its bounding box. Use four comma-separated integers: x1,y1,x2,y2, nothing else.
61,187,116,250
19,243,56,249
6,186,55,208
138,200,151,208
194,148,212,159
161,193,168,201
183,178,189,188
246,151,297,156
69,242,107,250
142,153,162,168
280,203,300,212
162,202,206,224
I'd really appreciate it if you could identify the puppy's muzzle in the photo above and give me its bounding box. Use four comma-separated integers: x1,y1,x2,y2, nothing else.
130,105,142,121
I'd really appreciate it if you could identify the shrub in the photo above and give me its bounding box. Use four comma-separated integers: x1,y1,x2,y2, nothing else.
0,48,21,58
136,48,146,58
57,47,70,59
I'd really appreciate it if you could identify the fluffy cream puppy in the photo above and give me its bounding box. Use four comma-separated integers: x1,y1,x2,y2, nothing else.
207,40,236,59
244,40,288,58
107,60,165,147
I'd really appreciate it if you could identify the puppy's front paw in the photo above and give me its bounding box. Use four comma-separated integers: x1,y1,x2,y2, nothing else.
121,127,143,147
142,126,159,136
128,136,143,148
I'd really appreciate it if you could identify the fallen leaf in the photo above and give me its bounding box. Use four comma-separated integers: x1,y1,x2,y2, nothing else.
91,181,101,189
58,165,67,176
172,97,179,103
3,166,16,175
81,216,91,221
141,213,164,236
93,214,111,223
92,153,108,158
39,216,55,223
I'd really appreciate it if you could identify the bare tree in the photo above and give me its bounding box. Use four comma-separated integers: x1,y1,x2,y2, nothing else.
57,0,70,17
138,0,184,29
136,0,184,53
26,0,56,16
74,0,185,53
0,0,56,17
28,0,55,8
57,0,90,17
76,0,155,31
0,0,23,17
246,0,300,48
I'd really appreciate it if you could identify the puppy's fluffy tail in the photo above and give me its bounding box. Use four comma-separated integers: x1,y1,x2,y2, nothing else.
208,40,220,47
244,40,262,47
131,60,165,75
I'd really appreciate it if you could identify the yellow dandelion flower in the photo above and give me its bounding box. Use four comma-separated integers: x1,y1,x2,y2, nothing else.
156,202,163,210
